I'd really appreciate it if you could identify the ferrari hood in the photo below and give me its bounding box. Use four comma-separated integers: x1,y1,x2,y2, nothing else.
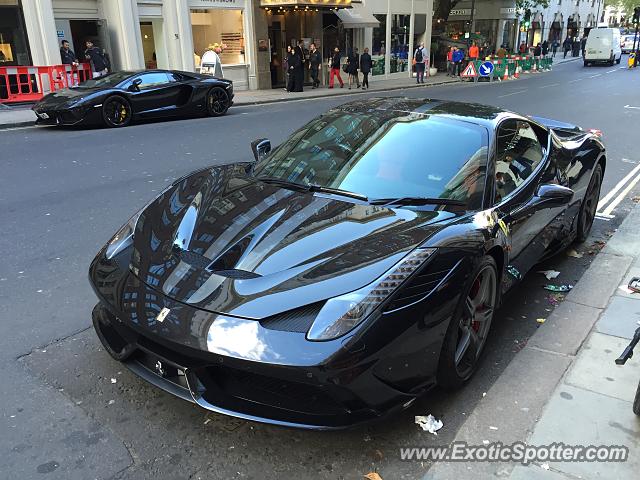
129,164,455,319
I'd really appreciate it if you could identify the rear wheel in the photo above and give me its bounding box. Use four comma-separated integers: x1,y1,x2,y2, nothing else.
616,55,621,65
437,256,498,390
206,87,230,117
584,60,590,67
634,381,640,415
102,95,132,128
576,164,603,243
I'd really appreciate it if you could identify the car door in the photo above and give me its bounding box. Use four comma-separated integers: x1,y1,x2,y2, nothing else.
126,72,183,117
491,119,565,285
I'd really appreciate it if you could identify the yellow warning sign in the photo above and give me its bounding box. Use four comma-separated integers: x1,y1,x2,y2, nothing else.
461,61,477,78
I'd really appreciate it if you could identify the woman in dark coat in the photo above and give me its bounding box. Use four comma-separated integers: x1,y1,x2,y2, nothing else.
286,46,300,92
359,47,372,90
346,49,360,90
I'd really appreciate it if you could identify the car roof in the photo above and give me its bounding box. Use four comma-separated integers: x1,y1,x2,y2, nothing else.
329,97,511,129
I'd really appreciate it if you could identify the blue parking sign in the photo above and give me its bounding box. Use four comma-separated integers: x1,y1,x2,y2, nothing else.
479,61,494,77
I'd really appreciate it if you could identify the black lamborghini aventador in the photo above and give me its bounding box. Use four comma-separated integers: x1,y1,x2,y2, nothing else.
89,97,605,429
32,69,233,128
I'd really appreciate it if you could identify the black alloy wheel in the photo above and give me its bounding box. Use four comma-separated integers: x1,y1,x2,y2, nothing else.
206,87,230,117
437,256,498,389
576,164,603,242
102,95,132,128
634,380,640,415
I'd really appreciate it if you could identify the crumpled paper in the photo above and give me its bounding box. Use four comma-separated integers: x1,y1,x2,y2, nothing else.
415,414,443,434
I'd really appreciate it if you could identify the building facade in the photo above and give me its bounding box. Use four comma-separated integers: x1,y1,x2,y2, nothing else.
0,0,433,90
524,0,606,46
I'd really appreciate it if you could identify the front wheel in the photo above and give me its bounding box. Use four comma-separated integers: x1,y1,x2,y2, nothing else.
102,95,132,128
576,164,603,243
584,60,590,67
437,256,498,390
206,87,230,117
616,56,621,65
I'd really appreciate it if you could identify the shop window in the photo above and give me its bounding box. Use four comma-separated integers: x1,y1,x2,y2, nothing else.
0,2,31,66
391,14,410,73
191,9,245,68
372,14,386,76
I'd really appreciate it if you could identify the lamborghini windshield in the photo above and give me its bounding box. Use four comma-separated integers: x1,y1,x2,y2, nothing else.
253,108,488,209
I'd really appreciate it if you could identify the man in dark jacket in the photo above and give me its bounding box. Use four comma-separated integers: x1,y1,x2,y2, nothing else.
294,40,305,91
308,42,321,88
360,47,372,90
329,47,344,88
85,40,109,77
563,36,572,58
451,47,464,76
60,40,78,65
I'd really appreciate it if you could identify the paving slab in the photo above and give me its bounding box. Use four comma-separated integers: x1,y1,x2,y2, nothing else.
594,296,640,339
527,300,602,356
614,259,640,301
564,253,634,309
564,332,640,403
510,464,572,480
528,384,639,480
0,107,36,129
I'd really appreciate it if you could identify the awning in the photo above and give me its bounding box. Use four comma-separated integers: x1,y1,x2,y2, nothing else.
335,3,379,29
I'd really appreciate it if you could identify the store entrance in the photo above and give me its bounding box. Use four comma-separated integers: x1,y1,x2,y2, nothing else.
140,22,156,69
68,20,111,64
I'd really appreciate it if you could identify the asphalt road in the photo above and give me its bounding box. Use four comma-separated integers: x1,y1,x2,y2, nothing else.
2,58,640,480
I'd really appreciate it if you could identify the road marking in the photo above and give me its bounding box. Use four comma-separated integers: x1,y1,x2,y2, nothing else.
568,78,583,83
605,69,617,73
498,89,527,98
589,74,602,78
540,83,560,88
622,158,638,164
601,170,640,216
624,105,640,109
597,162,640,211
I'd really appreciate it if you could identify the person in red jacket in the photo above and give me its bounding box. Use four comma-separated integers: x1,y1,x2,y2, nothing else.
469,41,479,60
446,47,453,76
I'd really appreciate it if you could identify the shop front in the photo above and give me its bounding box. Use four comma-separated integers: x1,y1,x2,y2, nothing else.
0,0,31,66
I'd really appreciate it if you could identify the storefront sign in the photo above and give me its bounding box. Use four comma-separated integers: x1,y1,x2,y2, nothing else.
449,9,472,16
500,7,517,14
189,0,243,8
260,0,351,7
57,30,64,38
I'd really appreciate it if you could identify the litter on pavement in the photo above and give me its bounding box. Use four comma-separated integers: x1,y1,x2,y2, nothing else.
543,284,573,292
507,265,522,280
536,318,546,324
537,270,560,280
566,249,583,258
415,414,443,434
628,277,640,294
364,473,383,480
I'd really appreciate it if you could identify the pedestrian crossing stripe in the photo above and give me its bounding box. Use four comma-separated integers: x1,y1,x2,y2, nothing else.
461,61,477,78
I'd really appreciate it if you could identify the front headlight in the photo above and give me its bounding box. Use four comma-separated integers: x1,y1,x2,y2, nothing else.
307,248,436,341
105,210,143,259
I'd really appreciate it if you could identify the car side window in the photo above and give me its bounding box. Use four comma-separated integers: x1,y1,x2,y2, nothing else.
137,72,171,89
494,119,544,202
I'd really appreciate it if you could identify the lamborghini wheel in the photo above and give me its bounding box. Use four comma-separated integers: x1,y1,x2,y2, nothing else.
206,87,230,117
576,164,603,243
102,95,132,128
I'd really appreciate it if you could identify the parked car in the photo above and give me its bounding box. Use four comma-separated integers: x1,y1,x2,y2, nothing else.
32,69,233,128
584,27,622,66
621,34,637,54
89,98,605,429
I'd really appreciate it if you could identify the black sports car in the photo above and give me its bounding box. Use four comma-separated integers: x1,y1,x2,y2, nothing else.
89,98,605,429
32,69,233,128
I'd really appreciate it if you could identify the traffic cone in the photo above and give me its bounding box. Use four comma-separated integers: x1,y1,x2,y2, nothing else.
514,66,520,79
503,68,509,81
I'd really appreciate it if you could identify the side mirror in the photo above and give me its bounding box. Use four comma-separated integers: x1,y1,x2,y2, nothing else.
128,78,142,92
250,138,271,162
535,184,574,208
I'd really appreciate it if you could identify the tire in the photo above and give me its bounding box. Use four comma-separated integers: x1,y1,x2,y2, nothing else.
102,95,132,128
584,60,589,67
206,87,230,117
634,381,640,416
437,256,498,390
575,163,603,243
616,56,621,65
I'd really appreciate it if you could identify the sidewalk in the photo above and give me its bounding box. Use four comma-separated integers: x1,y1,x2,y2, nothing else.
425,204,640,479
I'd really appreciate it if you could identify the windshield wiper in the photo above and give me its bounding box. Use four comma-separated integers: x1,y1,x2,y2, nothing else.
256,177,367,201
369,197,467,207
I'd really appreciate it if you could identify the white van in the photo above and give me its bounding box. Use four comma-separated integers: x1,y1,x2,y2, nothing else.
584,27,622,66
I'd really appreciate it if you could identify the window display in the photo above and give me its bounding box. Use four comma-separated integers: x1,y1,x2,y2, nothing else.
390,14,410,73
372,14,386,76
191,9,245,67
0,2,31,66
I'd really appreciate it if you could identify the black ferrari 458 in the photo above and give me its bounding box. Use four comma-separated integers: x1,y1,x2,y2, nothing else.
32,69,233,128
89,98,605,429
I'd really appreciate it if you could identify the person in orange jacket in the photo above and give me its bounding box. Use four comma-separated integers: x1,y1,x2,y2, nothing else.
469,41,479,61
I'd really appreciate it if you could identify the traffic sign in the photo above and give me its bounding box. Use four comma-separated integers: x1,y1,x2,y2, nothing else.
479,61,494,77
461,61,478,78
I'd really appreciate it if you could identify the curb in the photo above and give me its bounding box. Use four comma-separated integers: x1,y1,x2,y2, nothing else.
232,78,461,107
424,204,640,479
0,120,36,130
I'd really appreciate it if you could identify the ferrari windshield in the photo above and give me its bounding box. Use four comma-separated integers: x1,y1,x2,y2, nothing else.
253,109,488,209
76,71,137,89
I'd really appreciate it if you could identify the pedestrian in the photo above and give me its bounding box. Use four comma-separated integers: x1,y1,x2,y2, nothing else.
414,42,427,83
360,47,372,90
469,41,479,62
294,40,305,92
446,46,453,76
533,43,542,58
84,40,109,78
283,46,291,91
308,42,321,88
563,37,572,58
346,48,360,89
541,40,549,57
328,46,344,89
572,37,580,57
286,45,300,92
497,45,507,59
580,35,587,57
519,42,527,54
60,40,78,65
552,39,559,57
452,46,464,76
